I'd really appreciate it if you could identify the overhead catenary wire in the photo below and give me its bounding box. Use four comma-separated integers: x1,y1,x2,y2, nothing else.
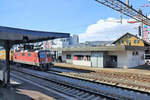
95,0,150,26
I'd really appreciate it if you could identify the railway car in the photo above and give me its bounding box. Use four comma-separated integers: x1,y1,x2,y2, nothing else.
0,48,53,71
13,50,53,71
0,49,13,61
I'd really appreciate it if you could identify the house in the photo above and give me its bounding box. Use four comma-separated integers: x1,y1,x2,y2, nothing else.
113,33,150,46
58,46,146,68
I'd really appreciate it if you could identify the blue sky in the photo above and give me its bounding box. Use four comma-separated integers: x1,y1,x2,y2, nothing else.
0,0,150,42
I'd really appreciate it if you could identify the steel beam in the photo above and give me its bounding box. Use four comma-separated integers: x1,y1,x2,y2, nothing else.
95,0,150,26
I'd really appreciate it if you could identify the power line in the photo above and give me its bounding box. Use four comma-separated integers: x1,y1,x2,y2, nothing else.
95,0,150,26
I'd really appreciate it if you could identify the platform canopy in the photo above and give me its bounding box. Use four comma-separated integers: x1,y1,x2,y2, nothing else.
0,26,70,45
0,26,70,86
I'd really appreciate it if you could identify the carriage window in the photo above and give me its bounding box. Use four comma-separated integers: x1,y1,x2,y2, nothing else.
22,52,25,56
17,52,19,56
28,53,31,56
39,52,46,58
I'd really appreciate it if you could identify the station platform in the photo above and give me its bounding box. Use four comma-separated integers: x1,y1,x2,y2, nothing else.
54,63,150,76
0,76,57,100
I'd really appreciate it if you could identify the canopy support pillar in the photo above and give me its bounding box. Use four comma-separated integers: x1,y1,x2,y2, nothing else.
3,41,11,86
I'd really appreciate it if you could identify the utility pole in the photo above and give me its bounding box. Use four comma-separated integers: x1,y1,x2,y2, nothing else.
95,0,150,26
138,9,144,39
95,0,150,41
126,0,129,5
120,5,122,24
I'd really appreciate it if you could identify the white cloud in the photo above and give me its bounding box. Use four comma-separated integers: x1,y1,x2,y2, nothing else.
79,17,139,42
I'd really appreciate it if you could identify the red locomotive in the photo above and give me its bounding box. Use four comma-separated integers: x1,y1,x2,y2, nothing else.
13,45,53,71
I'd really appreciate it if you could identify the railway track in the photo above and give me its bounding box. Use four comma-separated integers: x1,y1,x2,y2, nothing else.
11,67,150,100
11,68,117,100
51,67,150,93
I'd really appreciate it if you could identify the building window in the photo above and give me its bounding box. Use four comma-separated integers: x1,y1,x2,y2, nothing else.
132,51,135,56
136,51,138,55
74,56,78,60
134,40,137,44
86,55,91,61
126,35,131,38
126,40,130,45
74,55,83,60
120,40,123,44
77,55,83,60
66,54,71,59
74,55,91,61
134,40,139,44
132,51,138,56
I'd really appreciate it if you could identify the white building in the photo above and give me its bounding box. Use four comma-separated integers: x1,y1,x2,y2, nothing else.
42,34,79,49
54,46,146,68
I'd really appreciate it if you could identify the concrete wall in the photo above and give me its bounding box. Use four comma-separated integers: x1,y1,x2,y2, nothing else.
62,51,91,66
108,50,145,68
91,52,104,68
73,60,91,66
62,50,145,68
65,59,73,64
127,51,145,68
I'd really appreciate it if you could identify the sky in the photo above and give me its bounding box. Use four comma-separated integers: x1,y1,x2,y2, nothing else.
0,0,150,42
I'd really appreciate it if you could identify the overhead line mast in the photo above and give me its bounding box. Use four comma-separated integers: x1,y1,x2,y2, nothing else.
95,0,150,27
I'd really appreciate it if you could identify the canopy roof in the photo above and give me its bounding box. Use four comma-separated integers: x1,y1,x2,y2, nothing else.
0,26,70,45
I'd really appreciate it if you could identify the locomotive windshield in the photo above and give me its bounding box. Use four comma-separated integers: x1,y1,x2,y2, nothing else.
39,51,51,58
39,52,46,58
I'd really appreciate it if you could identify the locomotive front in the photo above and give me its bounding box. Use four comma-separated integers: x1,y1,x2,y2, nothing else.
38,50,53,71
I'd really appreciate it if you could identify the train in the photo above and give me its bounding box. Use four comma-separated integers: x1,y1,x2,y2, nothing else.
0,49,53,71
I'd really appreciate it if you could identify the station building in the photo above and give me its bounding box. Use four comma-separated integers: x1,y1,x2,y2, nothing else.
52,33,150,68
